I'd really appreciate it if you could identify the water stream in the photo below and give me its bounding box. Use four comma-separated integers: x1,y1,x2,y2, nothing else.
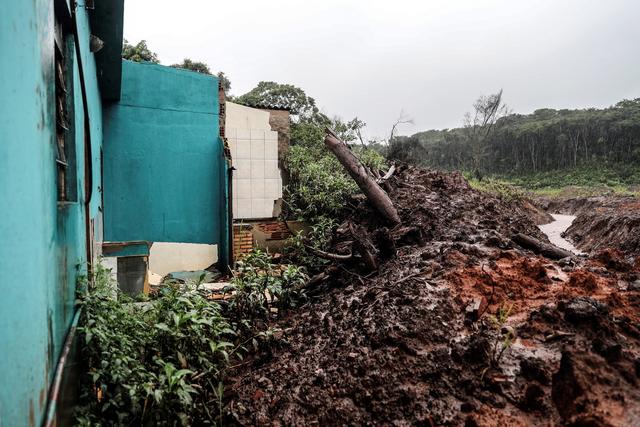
538,214,583,255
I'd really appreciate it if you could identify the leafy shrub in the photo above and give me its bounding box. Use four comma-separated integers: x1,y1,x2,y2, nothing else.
225,249,308,320
75,263,235,425
465,174,527,201
284,216,336,272
285,121,387,221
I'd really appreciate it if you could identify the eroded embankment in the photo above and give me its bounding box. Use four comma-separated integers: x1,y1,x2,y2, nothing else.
540,196,640,257
225,167,640,426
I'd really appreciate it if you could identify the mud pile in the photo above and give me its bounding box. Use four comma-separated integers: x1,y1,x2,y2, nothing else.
225,166,640,426
541,196,640,257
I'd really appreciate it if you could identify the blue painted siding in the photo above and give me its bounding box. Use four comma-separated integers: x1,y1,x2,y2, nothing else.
0,2,102,425
103,61,228,250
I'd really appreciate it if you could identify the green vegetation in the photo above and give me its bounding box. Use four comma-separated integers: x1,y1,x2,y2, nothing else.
225,249,308,320
388,95,640,191
284,217,337,272
506,163,640,196
233,81,320,120
75,250,307,425
465,174,527,201
235,81,386,222
75,264,233,424
122,40,231,93
121,39,160,64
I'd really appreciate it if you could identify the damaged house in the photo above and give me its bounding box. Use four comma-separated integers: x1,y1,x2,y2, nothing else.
226,102,294,257
0,1,231,424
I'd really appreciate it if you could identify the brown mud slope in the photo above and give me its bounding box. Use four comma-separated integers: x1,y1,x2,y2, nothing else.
226,167,640,426
541,197,640,257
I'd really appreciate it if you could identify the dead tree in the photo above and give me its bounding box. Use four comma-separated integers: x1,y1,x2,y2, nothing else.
324,128,401,226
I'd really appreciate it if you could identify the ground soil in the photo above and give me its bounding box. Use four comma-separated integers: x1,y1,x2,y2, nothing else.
225,166,640,426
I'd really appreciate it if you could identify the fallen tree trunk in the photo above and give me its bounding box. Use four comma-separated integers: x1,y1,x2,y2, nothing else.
512,233,574,260
324,128,401,226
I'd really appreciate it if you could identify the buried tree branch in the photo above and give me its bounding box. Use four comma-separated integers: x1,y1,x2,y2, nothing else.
304,244,353,261
324,128,401,226
511,233,574,260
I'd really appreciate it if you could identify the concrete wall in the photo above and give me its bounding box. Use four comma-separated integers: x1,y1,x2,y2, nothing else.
0,1,104,424
226,102,282,219
149,243,218,276
103,62,229,262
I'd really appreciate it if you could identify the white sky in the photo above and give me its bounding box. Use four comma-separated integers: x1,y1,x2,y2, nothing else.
124,0,640,138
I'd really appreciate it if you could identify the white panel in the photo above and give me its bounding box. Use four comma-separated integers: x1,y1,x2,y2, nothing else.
233,198,238,218
264,179,279,199
237,128,250,139
265,140,278,160
263,198,275,217
236,140,251,159
235,159,251,179
237,198,252,218
149,242,218,277
266,130,278,142
225,102,272,130
251,129,265,140
236,178,251,199
229,139,237,159
251,198,267,218
250,139,265,160
265,160,279,179
277,179,283,197
251,179,265,199
251,160,265,179
226,128,237,138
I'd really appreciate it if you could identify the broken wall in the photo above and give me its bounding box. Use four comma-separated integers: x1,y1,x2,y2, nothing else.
226,102,283,219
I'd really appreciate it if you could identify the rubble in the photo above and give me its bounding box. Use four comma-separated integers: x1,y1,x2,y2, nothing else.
225,165,640,425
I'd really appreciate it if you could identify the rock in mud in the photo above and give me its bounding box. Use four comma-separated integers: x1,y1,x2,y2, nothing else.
562,297,607,323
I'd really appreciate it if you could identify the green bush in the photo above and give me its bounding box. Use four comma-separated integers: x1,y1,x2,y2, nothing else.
75,263,235,425
285,121,387,221
284,216,336,272
225,249,308,320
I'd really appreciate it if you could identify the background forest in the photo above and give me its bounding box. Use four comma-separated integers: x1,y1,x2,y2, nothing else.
387,97,640,191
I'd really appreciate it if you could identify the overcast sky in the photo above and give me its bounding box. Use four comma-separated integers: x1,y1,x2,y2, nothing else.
124,0,640,139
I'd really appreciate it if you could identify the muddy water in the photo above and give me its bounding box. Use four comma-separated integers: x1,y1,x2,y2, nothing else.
538,214,583,254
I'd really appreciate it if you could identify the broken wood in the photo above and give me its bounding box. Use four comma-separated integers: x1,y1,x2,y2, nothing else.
511,233,574,260
324,128,401,226
304,244,352,261
378,165,396,182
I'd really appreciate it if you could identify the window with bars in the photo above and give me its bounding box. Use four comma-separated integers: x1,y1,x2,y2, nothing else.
54,19,76,203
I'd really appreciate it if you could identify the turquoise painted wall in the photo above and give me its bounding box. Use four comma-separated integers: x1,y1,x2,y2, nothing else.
0,2,103,425
104,61,229,254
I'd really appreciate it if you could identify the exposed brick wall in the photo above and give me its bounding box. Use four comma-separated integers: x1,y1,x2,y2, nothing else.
233,225,254,259
256,221,292,241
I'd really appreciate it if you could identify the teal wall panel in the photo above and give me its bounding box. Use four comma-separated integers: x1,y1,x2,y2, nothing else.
0,2,102,425
104,61,227,248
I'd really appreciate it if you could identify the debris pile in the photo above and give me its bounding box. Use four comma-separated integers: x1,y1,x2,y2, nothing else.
225,165,640,425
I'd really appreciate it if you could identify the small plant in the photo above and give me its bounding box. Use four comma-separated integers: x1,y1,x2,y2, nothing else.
225,249,309,320
284,216,336,271
489,302,515,367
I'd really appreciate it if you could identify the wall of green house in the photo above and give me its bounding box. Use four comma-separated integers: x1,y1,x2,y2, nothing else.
103,61,230,266
0,1,107,425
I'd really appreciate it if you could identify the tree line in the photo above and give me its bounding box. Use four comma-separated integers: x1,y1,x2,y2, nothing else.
388,96,640,178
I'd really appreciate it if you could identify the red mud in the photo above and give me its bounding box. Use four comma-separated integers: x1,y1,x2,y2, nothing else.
225,166,640,426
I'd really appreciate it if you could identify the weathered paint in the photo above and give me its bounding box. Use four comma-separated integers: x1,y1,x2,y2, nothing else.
103,61,229,255
0,1,108,425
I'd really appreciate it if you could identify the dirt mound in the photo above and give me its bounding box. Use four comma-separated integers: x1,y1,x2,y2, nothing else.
225,166,640,426
539,196,640,257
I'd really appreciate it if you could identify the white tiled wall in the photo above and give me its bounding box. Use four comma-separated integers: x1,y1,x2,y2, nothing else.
229,128,282,219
